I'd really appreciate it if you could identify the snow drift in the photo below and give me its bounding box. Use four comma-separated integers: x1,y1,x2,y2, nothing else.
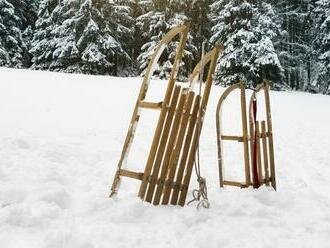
0,67,330,248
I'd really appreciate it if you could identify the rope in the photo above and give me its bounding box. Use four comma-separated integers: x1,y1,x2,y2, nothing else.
187,147,210,209
188,40,210,210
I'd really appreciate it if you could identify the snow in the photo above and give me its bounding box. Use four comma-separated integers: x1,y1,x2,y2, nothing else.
1,67,330,247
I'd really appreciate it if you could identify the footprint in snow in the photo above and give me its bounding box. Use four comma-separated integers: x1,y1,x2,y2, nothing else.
43,150,70,164
13,138,31,150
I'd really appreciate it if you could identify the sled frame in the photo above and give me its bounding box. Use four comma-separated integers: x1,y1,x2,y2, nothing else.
216,82,251,188
216,80,276,190
110,24,189,197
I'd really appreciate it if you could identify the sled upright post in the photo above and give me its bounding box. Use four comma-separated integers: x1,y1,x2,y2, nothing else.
110,23,223,206
216,80,277,190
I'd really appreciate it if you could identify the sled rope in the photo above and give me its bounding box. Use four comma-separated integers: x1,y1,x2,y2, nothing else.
188,41,210,209
187,148,210,209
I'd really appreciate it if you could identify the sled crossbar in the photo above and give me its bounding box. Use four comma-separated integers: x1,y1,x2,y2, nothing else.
139,101,163,110
110,23,223,206
221,135,244,142
223,180,250,188
119,169,144,181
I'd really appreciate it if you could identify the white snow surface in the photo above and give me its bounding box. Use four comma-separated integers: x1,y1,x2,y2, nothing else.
1,67,330,248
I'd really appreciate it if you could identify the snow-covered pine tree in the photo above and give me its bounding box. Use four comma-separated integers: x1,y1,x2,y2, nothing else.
313,0,330,94
136,0,197,80
30,0,77,71
30,0,131,75
100,0,135,75
272,0,315,91
0,0,27,67
210,0,282,87
125,0,145,68
9,0,39,30
9,0,39,67
169,0,198,77
188,0,212,67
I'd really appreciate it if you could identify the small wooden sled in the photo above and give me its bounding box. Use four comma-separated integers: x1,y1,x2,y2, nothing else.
216,80,276,190
110,23,223,206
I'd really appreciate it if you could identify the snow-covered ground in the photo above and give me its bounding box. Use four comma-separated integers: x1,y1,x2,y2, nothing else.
0,67,330,248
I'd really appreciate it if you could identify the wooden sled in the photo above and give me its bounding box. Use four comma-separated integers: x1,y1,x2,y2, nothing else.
110,23,189,198
110,23,223,206
216,80,276,190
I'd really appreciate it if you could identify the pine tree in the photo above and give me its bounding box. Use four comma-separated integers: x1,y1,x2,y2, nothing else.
136,0,197,80
0,0,27,67
273,0,315,91
9,0,39,67
9,0,39,30
30,0,131,75
313,0,330,94
106,0,135,75
210,0,282,87
188,0,212,66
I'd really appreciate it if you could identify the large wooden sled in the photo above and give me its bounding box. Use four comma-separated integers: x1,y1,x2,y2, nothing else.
110,24,223,206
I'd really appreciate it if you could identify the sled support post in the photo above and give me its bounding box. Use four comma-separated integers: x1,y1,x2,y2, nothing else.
216,80,277,190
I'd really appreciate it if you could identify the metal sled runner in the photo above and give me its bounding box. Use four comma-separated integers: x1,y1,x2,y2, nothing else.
110,24,223,206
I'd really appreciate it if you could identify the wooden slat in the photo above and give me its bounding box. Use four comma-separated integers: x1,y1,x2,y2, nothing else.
264,80,276,190
221,135,244,142
119,169,144,181
159,91,195,205
170,96,201,205
240,82,251,186
249,102,255,187
259,132,270,138
261,121,270,186
178,47,221,207
256,121,263,184
178,115,200,206
144,86,182,203
139,101,163,110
